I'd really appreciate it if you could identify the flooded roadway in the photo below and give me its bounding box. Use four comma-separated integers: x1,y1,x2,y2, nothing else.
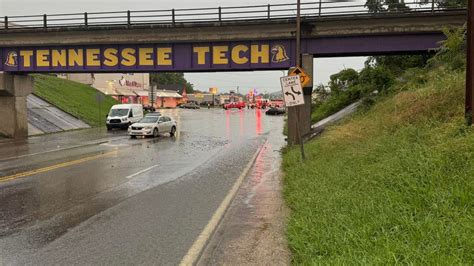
0,108,284,265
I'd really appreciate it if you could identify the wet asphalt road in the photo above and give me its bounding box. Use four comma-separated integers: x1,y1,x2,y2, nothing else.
0,108,284,265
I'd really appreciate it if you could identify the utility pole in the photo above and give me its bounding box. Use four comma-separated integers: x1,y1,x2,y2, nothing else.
98,97,101,128
467,0,474,125
287,0,305,160
296,0,301,67
150,85,155,110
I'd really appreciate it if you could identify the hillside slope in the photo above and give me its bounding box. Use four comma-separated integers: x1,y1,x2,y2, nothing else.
33,74,118,127
283,68,474,264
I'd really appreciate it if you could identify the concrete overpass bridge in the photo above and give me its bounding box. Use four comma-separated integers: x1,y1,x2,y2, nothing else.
0,8,466,58
0,1,468,139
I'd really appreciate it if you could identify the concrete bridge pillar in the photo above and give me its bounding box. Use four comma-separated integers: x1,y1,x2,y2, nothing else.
301,54,313,136
0,73,34,139
287,54,313,145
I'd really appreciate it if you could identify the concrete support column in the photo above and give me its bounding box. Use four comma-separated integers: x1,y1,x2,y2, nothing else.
0,73,34,139
301,54,314,136
287,54,313,145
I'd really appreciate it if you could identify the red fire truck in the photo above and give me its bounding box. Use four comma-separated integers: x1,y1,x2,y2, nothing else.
248,95,269,109
269,99,285,108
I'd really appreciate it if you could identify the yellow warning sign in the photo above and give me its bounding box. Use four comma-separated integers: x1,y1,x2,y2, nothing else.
289,67,311,88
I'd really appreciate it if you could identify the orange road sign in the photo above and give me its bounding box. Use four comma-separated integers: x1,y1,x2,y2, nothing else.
289,67,311,87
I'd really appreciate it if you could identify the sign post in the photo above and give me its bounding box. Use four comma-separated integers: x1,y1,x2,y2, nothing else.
467,0,474,125
296,0,301,67
209,87,218,106
281,75,306,160
286,0,312,146
149,85,156,109
95,91,105,128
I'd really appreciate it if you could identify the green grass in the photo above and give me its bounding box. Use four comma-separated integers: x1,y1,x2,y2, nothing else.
283,68,474,264
33,74,118,127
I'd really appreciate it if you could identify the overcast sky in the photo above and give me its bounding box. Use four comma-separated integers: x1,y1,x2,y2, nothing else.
0,0,366,94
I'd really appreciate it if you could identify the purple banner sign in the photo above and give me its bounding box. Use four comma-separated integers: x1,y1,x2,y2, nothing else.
0,34,444,73
0,41,294,73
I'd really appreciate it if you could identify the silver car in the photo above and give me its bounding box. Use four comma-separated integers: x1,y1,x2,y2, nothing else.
128,115,177,138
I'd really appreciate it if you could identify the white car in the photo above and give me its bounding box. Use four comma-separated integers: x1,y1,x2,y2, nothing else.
128,115,177,138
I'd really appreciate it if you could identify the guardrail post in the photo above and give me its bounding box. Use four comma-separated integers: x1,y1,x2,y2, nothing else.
218,6,222,23
4,16,8,29
43,14,47,28
267,4,271,20
172,9,175,26
84,12,88,27
319,0,322,16
127,10,131,27
431,0,435,12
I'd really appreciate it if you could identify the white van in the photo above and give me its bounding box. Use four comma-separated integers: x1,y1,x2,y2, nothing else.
106,104,144,130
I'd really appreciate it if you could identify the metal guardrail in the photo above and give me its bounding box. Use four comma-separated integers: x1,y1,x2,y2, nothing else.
0,1,466,30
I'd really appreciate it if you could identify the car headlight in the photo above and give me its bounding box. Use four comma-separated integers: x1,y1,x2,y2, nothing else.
143,126,152,130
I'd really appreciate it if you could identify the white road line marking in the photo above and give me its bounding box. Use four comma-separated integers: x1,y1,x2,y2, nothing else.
179,141,267,266
125,165,160,179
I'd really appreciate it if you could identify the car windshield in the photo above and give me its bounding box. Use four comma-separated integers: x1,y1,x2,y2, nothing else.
139,116,159,123
109,108,129,117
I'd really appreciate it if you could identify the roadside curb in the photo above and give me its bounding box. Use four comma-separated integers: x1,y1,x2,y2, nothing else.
179,141,267,266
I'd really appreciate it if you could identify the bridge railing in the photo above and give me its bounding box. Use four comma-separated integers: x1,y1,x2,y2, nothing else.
0,1,466,30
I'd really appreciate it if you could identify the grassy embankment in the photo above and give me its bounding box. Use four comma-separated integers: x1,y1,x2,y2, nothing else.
283,66,474,264
311,91,359,124
33,74,118,127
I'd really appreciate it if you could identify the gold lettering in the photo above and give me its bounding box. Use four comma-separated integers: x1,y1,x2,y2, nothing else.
251,44,269,64
19,50,33,67
86,49,100,67
51,50,67,67
139,48,154,66
231,45,249,65
36,50,50,67
193,47,210,65
68,49,84,67
157,47,172,66
213,46,228,65
121,48,136,67
103,48,118,67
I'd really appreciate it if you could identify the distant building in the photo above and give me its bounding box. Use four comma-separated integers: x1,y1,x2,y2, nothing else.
219,94,244,104
154,90,183,108
58,73,150,104
218,95,231,105
187,93,217,105
156,84,188,105
59,73,149,90
187,93,243,105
